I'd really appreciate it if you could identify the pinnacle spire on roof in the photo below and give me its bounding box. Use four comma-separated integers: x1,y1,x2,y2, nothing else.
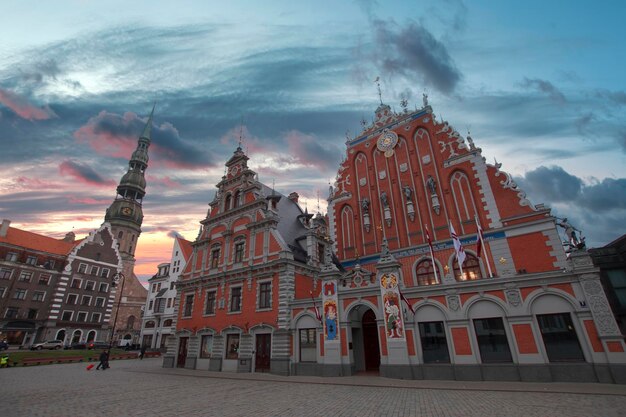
140,102,156,141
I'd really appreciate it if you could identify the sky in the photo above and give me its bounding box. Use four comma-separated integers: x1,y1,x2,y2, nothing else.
1,0,625,284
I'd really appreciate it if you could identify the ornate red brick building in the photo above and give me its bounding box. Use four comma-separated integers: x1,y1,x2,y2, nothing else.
165,98,626,383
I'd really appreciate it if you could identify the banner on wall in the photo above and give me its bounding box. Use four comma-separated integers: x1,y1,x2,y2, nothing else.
380,273,405,340
322,280,339,342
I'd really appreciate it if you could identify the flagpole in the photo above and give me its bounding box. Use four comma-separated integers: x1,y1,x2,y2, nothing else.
424,225,439,284
450,220,464,279
476,215,494,278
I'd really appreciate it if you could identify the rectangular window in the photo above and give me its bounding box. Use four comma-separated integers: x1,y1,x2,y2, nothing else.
78,263,87,274
91,313,102,323
170,282,175,290
234,242,245,263
77,312,88,322
225,334,240,359
95,297,105,307
67,294,78,305
0,287,5,298
211,248,220,269
99,283,108,293
152,284,157,293
27,309,38,319
166,297,172,308
258,282,271,309
85,281,95,291
38,273,51,285
81,295,92,306
205,291,216,315
13,289,27,300
0,268,12,279
5,307,18,318
299,329,317,362
537,313,585,362
154,298,165,313
149,300,154,311
200,335,213,358
18,271,33,282
230,287,242,312
183,294,194,317
26,256,37,265
418,321,450,364
32,291,45,302
46,260,55,269
61,311,73,321
6,252,18,262
100,268,109,278
473,317,513,363
89,265,99,276
71,278,81,289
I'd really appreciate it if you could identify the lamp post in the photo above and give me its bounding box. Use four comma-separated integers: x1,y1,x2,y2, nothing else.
108,272,126,351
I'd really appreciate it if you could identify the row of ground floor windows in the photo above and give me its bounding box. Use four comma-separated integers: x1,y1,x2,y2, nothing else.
183,312,585,365
420,313,584,363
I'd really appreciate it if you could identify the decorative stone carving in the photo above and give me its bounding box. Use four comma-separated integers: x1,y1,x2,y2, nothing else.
399,163,408,173
580,276,620,336
378,170,387,180
447,295,460,311
505,289,522,307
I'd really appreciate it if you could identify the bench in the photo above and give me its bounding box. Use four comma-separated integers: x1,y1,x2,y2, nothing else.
22,356,85,366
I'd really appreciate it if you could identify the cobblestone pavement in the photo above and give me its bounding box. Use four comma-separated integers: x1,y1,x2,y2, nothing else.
1,359,626,417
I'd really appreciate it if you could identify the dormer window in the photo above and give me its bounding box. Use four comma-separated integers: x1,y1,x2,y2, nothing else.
211,246,221,269
233,190,240,208
224,194,232,212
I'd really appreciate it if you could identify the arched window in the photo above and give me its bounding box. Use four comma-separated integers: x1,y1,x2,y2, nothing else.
118,231,123,239
450,171,477,230
416,259,439,286
340,205,355,258
224,194,232,212
163,319,173,327
126,315,136,329
145,320,156,328
233,190,240,208
87,330,96,342
453,253,482,281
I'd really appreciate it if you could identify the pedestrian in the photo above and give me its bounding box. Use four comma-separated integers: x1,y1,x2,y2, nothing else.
96,349,109,370
139,345,147,360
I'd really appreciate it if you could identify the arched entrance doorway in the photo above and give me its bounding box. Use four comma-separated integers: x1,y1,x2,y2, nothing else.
349,306,380,374
362,309,380,371
87,330,96,343
56,329,66,344
71,330,82,343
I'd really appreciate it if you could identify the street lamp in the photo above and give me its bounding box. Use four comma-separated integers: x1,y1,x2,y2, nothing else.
108,272,126,351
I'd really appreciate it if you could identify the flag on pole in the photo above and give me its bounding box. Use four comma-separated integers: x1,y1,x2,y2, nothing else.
450,222,466,266
475,218,484,258
424,225,434,252
424,224,439,283
309,290,321,322
399,289,415,315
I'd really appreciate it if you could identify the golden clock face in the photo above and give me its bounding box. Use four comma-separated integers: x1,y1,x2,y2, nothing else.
121,207,133,216
376,130,398,155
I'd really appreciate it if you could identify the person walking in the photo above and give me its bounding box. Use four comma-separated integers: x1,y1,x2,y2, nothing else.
139,345,147,360
96,350,109,370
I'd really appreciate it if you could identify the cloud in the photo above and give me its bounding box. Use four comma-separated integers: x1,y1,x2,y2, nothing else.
59,160,115,187
19,59,62,83
596,89,626,106
0,88,57,120
14,177,63,190
74,111,214,169
520,78,566,104
371,19,461,94
515,165,626,246
167,230,184,239
285,130,342,170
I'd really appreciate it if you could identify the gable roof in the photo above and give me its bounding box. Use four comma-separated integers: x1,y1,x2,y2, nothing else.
0,226,78,256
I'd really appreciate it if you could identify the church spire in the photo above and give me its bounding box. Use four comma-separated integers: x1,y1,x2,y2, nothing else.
104,105,154,259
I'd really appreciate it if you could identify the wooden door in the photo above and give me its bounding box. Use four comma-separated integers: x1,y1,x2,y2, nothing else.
255,334,271,372
362,309,380,371
177,337,188,368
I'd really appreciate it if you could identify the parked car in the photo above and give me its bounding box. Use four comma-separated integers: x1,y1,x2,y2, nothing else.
88,341,110,350
0,341,8,351
31,340,63,350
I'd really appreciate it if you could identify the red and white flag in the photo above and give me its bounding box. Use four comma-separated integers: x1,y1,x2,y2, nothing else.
309,290,321,322
424,225,434,252
399,289,415,315
450,222,466,266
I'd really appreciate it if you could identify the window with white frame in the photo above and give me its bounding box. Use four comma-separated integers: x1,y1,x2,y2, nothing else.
0,268,12,279
5,307,18,318
89,265,99,276
211,246,221,269
26,255,37,265
95,297,105,307
200,334,213,358
13,289,27,300
258,281,272,310
100,268,110,278
183,294,194,317
78,263,87,274
99,282,108,293
38,273,51,285
77,312,88,322
71,278,82,289
6,252,18,262
18,271,32,282
0,287,5,298
67,294,78,305
229,286,242,312
61,311,73,321
81,295,92,306
234,239,245,263
32,291,45,302
91,312,102,323
85,280,95,291
205,290,216,315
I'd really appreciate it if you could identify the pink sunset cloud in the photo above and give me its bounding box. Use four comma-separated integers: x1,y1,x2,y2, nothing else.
14,176,63,190
146,174,182,188
59,160,116,187
0,88,57,120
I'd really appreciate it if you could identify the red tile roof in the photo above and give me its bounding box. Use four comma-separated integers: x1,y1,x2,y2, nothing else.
0,227,79,256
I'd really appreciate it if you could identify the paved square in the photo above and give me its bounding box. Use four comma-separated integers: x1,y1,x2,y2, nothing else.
1,359,625,417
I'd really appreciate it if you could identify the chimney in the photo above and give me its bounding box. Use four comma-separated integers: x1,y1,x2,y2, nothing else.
288,192,299,203
63,231,76,243
0,219,10,237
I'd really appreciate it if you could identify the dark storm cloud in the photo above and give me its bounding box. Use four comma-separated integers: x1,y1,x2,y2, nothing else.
516,166,582,203
19,59,62,83
371,19,461,94
596,89,626,106
58,160,115,187
520,78,566,104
